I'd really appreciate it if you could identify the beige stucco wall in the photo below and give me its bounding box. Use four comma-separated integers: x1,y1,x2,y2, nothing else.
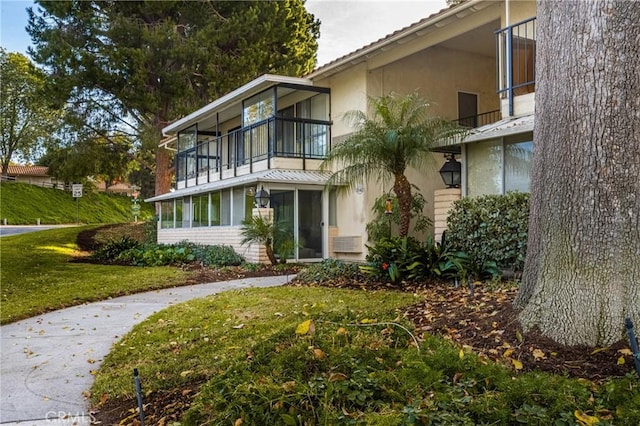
367,45,499,120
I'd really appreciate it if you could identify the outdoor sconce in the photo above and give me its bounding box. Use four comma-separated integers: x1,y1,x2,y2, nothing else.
255,185,270,208
439,154,462,188
384,197,393,215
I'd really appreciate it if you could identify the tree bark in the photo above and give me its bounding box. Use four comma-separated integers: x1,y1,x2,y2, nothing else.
393,173,413,238
515,0,640,346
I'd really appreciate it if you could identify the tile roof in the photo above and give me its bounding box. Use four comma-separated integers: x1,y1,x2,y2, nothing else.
5,166,50,176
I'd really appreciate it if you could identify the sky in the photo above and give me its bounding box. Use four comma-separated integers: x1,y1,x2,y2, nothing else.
0,0,447,67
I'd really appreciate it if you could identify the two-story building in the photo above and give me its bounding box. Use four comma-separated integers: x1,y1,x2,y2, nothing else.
146,0,537,262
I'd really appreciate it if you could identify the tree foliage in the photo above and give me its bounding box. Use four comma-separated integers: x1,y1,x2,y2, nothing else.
27,0,320,193
0,49,60,175
322,92,464,237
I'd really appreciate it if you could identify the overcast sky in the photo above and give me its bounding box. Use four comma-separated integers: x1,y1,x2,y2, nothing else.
1,0,447,67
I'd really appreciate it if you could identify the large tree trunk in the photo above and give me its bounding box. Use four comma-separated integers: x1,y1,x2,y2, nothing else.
515,0,640,346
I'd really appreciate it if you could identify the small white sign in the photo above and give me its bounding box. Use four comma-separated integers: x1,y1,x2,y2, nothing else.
72,184,83,198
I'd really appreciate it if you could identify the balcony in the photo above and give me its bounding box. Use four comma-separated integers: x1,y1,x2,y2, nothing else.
496,17,537,116
175,116,330,188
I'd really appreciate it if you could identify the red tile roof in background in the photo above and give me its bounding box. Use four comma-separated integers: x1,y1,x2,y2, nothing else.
5,166,50,176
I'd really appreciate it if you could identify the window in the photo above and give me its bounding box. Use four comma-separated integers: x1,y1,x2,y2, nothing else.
161,201,174,228
243,90,274,126
221,189,231,226
211,192,221,226
467,139,503,197
465,133,533,197
175,199,184,228
192,194,209,227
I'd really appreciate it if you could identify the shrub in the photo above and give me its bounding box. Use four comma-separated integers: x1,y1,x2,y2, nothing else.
295,258,360,284
111,241,244,267
90,236,141,262
446,191,529,272
361,236,425,283
366,187,432,242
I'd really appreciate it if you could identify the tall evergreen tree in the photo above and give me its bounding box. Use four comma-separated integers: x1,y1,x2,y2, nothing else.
27,0,319,194
515,0,640,346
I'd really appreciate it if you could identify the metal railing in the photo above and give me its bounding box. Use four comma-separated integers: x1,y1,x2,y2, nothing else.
176,116,331,187
456,109,502,128
496,16,536,116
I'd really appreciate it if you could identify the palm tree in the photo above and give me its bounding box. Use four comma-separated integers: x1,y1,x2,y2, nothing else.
240,214,293,265
322,92,464,237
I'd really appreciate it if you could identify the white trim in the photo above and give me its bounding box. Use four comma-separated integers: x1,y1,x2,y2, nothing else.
162,74,313,135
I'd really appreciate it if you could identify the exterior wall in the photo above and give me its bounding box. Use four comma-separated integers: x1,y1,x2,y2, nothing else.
367,45,498,120
314,63,368,138
434,188,462,242
157,226,268,263
504,0,536,26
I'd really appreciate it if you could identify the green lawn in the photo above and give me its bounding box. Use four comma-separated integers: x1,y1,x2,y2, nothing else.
0,226,191,324
93,286,640,425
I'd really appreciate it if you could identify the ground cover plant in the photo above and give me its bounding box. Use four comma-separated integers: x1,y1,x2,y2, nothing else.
91,283,640,425
0,181,154,224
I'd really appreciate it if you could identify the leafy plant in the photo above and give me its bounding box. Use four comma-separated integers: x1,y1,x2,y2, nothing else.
446,191,530,272
361,236,425,284
240,214,294,265
366,187,433,242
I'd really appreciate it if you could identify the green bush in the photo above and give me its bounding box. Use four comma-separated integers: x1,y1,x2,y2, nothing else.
111,241,244,267
446,191,529,272
90,236,141,262
295,258,360,284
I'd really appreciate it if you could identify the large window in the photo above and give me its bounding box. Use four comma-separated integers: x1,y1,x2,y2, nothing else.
466,133,533,197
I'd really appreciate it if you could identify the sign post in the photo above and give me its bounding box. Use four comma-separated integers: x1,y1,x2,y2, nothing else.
72,184,83,224
130,185,141,223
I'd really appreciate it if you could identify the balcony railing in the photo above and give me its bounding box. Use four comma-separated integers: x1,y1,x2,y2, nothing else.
496,16,537,116
456,109,502,128
175,116,330,187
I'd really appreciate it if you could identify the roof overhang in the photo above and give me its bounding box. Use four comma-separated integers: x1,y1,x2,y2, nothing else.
433,114,535,152
306,0,496,80
145,169,333,202
162,74,314,136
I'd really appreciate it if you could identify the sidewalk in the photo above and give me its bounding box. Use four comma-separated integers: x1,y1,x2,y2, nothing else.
0,275,292,425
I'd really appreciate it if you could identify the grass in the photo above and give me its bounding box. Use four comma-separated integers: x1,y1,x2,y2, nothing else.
0,226,191,324
93,286,640,425
0,181,154,224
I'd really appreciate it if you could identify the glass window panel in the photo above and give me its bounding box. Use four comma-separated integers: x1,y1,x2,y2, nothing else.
160,201,174,228
298,190,323,259
192,194,209,227
177,126,197,152
505,140,533,193
175,199,184,228
221,189,231,226
211,192,221,226
310,93,329,121
232,187,246,225
243,89,274,126
245,191,254,221
466,139,503,197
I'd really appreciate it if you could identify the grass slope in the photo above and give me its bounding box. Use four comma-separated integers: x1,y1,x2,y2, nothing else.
0,182,154,224
0,226,191,324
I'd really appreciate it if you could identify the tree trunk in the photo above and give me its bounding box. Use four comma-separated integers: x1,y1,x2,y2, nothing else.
152,114,173,196
515,0,640,346
393,173,413,237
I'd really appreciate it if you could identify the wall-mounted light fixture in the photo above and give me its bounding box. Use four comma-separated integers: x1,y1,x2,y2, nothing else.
255,185,270,208
439,153,462,188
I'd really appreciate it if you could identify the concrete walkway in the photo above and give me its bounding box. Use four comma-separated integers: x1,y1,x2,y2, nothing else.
0,275,292,425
